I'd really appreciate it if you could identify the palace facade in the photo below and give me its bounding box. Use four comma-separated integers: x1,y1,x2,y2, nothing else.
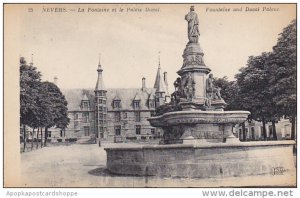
51,59,170,142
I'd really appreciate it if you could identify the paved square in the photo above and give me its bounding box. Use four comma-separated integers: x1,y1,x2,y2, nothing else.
20,144,296,187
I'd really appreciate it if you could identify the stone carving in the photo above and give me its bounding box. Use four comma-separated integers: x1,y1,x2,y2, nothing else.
171,77,183,104
206,74,222,107
173,77,181,92
183,72,195,101
185,6,200,43
183,54,204,67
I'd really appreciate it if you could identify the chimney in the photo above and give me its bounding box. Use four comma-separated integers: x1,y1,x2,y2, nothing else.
54,76,58,85
142,77,146,91
163,72,168,86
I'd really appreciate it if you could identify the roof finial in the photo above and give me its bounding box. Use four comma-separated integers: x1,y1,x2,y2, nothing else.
98,53,101,66
30,53,34,66
158,51,161,68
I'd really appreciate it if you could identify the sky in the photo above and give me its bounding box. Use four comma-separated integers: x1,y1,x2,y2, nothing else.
9,4,296,92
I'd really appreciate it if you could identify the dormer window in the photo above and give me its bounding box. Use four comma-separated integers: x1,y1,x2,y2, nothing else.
113,100,121,109
82,101,90,110
133,101,140,109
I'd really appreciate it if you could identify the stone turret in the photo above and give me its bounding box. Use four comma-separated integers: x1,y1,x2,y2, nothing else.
94,55,107,139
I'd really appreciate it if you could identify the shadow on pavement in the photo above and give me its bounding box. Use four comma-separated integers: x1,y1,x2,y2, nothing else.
88,167,154,178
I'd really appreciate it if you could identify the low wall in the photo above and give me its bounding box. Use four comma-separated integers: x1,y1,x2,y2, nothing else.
105,141,295,179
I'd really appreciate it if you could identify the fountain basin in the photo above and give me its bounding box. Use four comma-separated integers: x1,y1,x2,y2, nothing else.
148,110,250,126
148,110,250,144
105,140,295,182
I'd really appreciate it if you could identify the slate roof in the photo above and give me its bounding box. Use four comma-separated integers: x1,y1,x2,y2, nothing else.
95,65,105,90
62,88,156,112
153,65,166,93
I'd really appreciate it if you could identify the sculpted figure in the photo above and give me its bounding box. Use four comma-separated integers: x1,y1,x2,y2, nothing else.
184,72,195,101
185,6,200,43
206,74,222,106
173,77,181,92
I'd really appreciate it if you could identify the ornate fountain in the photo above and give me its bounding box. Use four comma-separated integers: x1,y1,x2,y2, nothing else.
148,5,249,144
104,6,295,183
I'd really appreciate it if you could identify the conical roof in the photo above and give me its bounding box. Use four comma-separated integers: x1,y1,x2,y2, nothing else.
95,64,105,90
153,65,166,93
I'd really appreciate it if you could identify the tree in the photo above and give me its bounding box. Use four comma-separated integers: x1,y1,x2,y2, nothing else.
235,53,280,140
268,20,296,140
20,57,41,151
39,82,70,146
20,57,70,150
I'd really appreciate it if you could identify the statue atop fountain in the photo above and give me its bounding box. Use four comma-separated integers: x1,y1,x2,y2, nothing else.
185,6,200,44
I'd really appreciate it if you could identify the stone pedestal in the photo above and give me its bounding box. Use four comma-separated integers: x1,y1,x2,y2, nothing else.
177,42,210,106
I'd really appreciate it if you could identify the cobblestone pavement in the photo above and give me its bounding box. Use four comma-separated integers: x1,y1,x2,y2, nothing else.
20,143,296,187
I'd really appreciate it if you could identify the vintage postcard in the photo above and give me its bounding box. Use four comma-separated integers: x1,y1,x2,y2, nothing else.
3,3,297,188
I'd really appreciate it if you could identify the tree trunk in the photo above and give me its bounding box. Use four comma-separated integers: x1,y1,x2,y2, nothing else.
31,128,35,151
36,128,39,149
291,116,296,140
262,120,267,140
23,124,26,152
242,122,246,141
272,121,277,140
44,127,48,147
40,128,43,148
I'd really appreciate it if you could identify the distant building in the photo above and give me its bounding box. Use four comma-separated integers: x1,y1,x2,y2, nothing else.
234,119,294,141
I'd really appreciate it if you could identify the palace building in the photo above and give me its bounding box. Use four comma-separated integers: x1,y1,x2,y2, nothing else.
55,58,170,142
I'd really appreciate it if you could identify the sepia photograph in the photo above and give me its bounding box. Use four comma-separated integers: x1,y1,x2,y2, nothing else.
3,3,297,188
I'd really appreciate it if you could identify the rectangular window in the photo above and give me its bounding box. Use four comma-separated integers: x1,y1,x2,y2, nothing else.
75,113,78,119
74,121,78,128
115,112,121,122
83,101,89,109
151,128,155,135
134,101,140,109
48,131,52,138
135,125,141,135
84,126,90,136
115,126,121,136
123,112,127,119
135,111,141,122
98,99,102,104
149,100,155,108
114,101,121,108
82,112,89,123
